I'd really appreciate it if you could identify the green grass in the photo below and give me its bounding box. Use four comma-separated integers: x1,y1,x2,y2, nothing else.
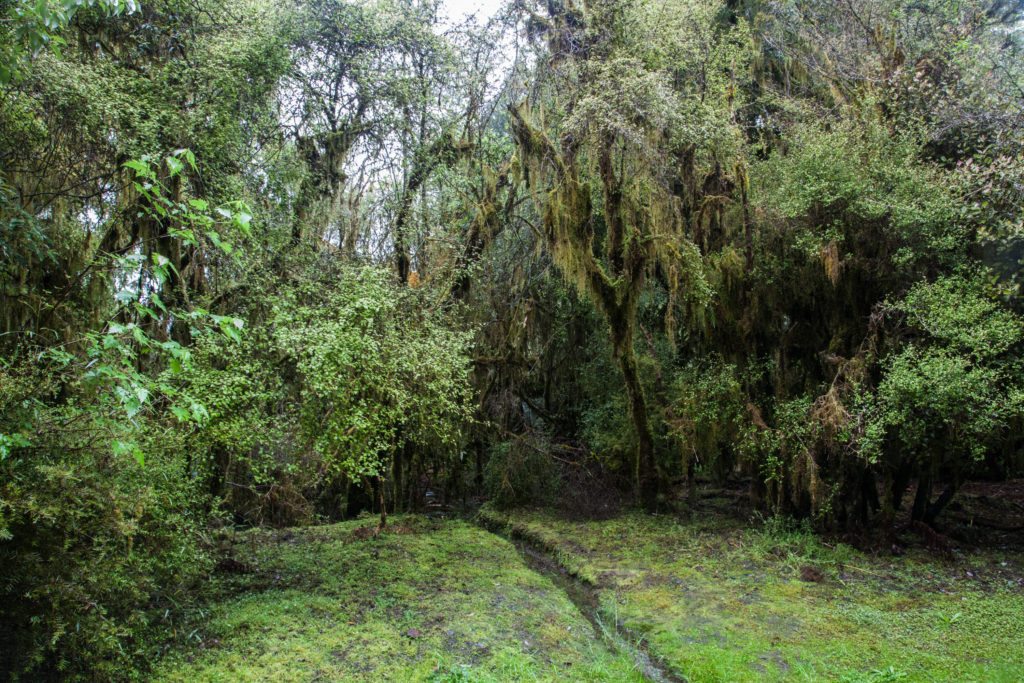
151,516,644,682
480,507,1024,682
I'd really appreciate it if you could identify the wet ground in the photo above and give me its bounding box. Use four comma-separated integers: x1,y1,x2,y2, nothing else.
153,483,1024,682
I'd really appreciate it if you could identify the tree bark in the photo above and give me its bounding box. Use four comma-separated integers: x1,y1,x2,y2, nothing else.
376,475,387,531
394,132,466,283
910,469,933,523
609,315,658,511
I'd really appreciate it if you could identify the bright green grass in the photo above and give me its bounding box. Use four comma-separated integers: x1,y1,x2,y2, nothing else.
481,507,1024,683
152,516,644,682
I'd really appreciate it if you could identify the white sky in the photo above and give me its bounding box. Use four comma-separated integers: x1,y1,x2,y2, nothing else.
440,0,506,23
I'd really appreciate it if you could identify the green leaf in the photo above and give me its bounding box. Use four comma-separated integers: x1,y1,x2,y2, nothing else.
165,155,185,177
189,401,210,424
112,439,144,466
132,326,150,348
232,209,253,235
123,159,153,179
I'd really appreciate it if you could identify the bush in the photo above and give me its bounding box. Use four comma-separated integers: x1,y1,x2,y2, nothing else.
0,363,211,680
666,359,745,481
179,264,475,525
483,435,560,509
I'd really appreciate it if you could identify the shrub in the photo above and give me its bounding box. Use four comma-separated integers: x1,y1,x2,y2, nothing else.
483,435,560,509
0,372,211,680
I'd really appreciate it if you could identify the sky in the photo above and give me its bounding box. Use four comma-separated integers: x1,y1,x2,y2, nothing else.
440,0,506,23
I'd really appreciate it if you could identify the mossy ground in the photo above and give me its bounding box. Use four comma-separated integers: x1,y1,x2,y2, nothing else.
151,516,643,682
480,506,1024,682
153,508,1024,682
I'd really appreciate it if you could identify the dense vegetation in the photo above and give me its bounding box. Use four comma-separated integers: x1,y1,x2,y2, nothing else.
1,0,1022,678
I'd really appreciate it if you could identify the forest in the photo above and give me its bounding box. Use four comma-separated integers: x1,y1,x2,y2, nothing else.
1,0,1023,680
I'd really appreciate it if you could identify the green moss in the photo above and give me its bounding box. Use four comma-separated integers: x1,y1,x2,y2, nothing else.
152,517,643,682
485,508,1024,682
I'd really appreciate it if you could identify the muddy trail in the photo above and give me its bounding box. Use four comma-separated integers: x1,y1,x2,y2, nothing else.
478,518,685,683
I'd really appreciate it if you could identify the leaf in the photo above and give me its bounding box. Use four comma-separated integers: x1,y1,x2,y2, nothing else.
132,326,150,349
221,322,241,343
123,159,153,178
232,209,253,235
189,401,210,424
0,433,31,460
112,439,145,466
115,289,136,304
165,155,185,177
172,227,197,246
208,231,232,254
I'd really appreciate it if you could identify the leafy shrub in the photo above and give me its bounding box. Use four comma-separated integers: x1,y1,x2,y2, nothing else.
856,275,1024,521
483,435,560,509
180,264,474,524
665,359,745,480
0,363,211,680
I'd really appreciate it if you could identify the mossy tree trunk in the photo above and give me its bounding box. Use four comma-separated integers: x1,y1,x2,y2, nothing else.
611,321,659,510
510,105,663,510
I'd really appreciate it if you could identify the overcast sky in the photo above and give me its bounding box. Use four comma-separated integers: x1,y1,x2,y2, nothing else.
440,0,506,23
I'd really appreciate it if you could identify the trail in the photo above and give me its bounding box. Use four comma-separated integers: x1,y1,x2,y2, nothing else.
478,518,685,683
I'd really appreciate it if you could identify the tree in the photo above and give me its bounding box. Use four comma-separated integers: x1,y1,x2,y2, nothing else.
510,0,744,508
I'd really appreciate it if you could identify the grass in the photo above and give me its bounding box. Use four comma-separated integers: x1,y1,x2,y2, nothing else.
153,508,1024,682
151,516,644,682
479,506,1024,682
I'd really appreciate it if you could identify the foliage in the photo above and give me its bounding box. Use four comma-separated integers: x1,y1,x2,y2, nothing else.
858,276,1024,505
0,358,212,679
665,359,746,480
753,110,965,274
2,0,1024,675
482,434,559,509
178,263,474,525
281,267,472,481
0,0,137,83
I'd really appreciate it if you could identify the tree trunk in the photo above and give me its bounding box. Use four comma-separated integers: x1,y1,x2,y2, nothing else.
610,320,658,511
392,447,404,514
377,475,387,531
925,481,959,526
910,469,933,523
394,132,464,284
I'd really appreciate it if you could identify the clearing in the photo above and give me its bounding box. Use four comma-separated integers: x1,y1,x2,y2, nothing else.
151,517,643,682
155,506,1024,682
480,505,1024,682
